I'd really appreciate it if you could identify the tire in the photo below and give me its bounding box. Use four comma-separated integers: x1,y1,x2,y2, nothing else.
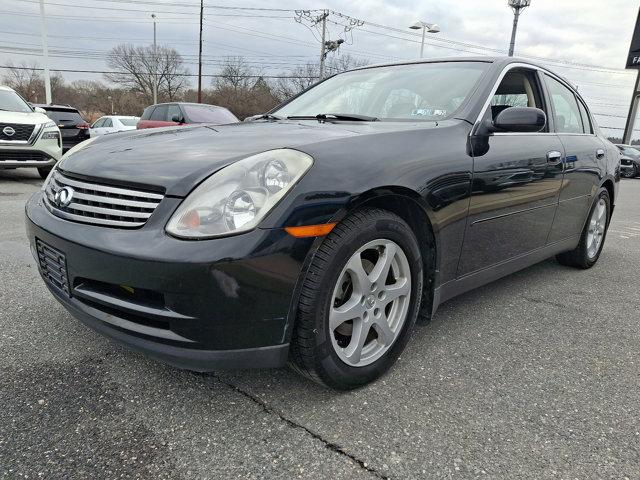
556,187,610,269
37,167,52,179
289,208,424,390
621,166,635,179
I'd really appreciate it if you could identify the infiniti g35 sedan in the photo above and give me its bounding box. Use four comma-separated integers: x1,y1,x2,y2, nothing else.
26,57,619,390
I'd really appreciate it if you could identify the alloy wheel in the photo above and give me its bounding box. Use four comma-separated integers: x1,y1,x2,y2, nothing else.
586,198,607,259
329,239,411,367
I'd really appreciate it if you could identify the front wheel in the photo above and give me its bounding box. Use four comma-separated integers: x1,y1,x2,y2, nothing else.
620,165,638,178
37,167,52,179
556,187,610,269
289,208,424,390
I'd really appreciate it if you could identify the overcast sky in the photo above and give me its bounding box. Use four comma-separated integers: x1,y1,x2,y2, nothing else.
2,0,639,136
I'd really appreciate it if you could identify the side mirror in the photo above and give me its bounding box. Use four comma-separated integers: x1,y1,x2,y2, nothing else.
493,106,546,133
171,114,184,123
34,106,47,114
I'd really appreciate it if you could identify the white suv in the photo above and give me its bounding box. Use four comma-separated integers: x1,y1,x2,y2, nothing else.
0,85,62,178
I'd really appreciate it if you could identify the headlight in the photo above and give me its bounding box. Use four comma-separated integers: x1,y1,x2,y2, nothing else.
41,131,59,140
43,121,57,129
166,149,313,239
41,162,59,191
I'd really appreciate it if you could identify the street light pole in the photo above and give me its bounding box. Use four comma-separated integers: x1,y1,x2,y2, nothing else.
151,13,158,105
39,0,52,104
409,21,440,59
507,0,531,57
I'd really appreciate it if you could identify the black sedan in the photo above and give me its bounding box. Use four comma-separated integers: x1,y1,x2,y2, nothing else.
26,57,619,390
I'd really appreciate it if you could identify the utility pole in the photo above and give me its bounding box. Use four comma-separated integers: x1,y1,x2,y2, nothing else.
318,10,328,80
197,0,204,103
39,0,52,104
507,0,531,57
151,13,158,105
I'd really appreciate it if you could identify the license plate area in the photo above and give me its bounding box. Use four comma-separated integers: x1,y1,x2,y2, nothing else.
36,238,70,297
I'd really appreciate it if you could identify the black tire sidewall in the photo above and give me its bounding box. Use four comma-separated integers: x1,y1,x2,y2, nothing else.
310,214,423,389
582,188,610,267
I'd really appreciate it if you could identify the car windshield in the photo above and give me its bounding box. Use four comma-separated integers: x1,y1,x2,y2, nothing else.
0,90,33,113
274,61,489,121
623,146,640,157
183,105,239,124
118,117,138,126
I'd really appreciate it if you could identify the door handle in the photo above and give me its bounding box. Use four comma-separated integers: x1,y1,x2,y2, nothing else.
547,150,562,164
596,149,605,159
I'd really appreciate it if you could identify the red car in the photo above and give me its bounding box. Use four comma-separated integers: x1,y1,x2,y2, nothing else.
137,102,239,129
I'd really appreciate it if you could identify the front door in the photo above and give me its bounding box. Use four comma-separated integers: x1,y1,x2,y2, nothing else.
457,67,565,276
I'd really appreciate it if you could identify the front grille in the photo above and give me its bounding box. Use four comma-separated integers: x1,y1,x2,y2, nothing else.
36,239,70,296
0,123,35,141
0,150,50,162
44,171,164,228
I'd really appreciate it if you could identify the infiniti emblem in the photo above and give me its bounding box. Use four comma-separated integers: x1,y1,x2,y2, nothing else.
54,186,74,208
2,126,15,137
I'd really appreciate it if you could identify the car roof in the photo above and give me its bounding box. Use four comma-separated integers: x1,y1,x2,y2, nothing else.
147,102,228,109
0,85,15,92
31,103,79,111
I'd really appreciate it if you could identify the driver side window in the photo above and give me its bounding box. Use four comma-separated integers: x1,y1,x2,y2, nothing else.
489,69,544,126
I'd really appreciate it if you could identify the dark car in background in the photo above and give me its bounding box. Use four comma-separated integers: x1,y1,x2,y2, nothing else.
32,104,90,153
27,57,619,390
615,144,640,178
137,102,239,130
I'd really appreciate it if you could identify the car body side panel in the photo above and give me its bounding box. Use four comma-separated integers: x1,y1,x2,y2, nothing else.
261,121,475,287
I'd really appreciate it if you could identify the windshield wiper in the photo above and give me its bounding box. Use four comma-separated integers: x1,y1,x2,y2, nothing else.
287,113,379,122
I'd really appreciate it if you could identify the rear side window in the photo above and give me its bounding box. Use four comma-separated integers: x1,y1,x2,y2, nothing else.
150,105,168,121
544,75,584,134
141,106,154,120
46,109,85,125
577,100,592,134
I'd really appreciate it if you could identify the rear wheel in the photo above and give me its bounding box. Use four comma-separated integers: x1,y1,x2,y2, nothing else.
289,208,424,390
556,188,610,269
37,167,52,179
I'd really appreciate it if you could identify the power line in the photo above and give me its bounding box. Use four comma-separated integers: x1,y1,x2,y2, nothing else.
0,65,316,79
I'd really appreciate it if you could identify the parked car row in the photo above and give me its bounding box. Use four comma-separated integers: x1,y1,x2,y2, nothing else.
0,87,240,178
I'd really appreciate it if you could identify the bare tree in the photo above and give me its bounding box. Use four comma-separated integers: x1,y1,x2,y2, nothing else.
214,57,256,90
1,61,64,103
105,44,189,102
274,55,370,102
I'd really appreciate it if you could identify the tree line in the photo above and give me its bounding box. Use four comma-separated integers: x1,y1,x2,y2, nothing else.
2,44,368,122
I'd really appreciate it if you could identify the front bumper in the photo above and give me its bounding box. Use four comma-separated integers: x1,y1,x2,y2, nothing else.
0,135,62,168
26,191,315,370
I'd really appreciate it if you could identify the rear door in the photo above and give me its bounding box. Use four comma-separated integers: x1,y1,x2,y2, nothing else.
543,74,604,242
458,66,565,276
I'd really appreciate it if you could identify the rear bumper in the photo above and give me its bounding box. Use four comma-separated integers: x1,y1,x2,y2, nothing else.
26,191,315,370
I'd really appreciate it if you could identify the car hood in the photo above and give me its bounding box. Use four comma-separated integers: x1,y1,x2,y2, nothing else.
0,111,51,125
59,120,440,197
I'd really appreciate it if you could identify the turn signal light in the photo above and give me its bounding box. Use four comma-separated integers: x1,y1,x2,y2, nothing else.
284,223,336,238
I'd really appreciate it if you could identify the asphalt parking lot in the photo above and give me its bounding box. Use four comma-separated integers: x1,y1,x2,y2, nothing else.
1,169,639,479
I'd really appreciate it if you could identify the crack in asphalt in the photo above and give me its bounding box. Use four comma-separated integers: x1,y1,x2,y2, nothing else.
193,373,389,480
